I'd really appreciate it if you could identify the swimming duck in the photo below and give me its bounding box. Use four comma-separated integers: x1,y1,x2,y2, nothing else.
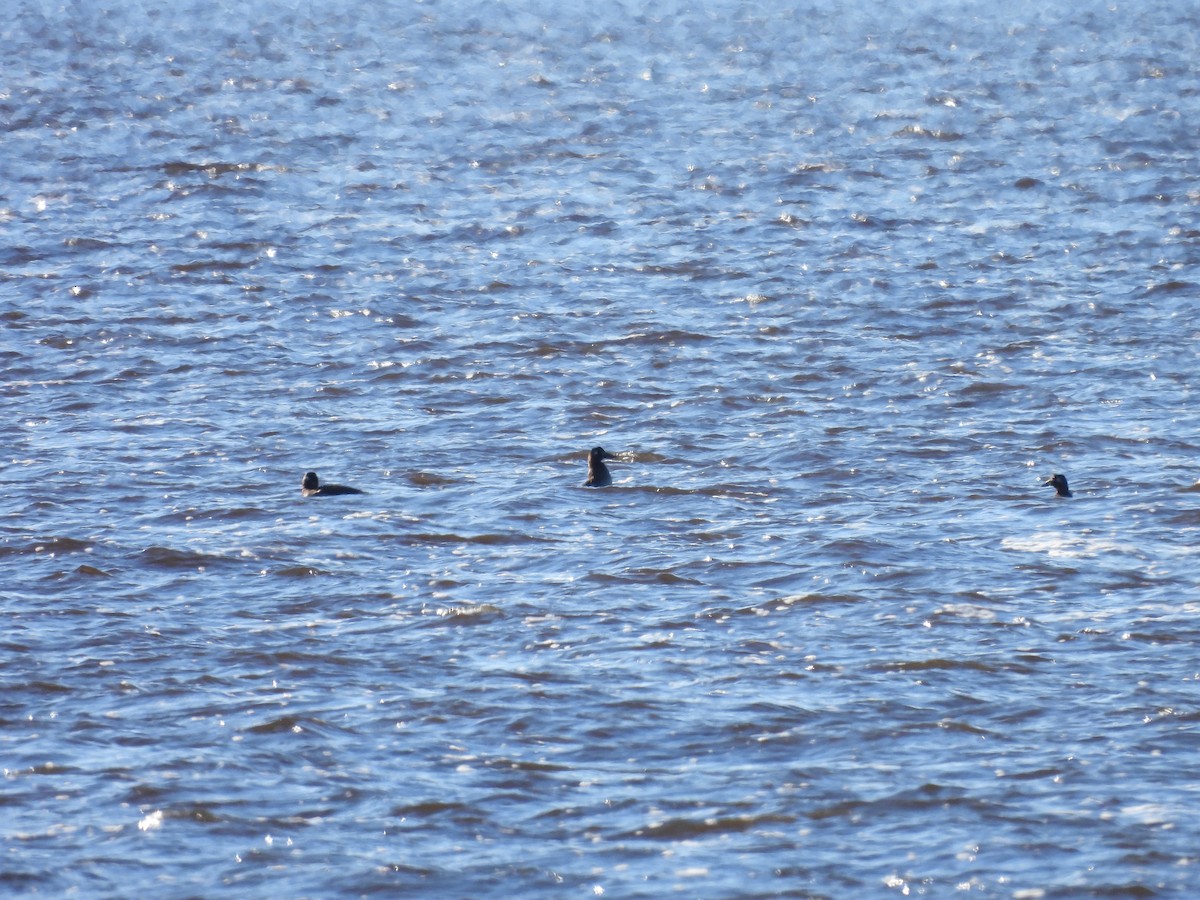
585,447,616,487
302,471,364,497
1043,473,1072,497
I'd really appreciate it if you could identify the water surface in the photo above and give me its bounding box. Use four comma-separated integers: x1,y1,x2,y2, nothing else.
3,0,1200,895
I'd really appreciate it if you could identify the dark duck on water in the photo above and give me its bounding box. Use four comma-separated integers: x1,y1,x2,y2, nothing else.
1043,473,1072,497
584,447,616,488
302,472,364,497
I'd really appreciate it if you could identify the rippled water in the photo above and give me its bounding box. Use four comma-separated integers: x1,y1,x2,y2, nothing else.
4,0,1200,895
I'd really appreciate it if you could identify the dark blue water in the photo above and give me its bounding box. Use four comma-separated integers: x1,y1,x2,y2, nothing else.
4,0,1200,895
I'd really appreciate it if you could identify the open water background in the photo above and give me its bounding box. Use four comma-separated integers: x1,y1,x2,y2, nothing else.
3,0,1200,895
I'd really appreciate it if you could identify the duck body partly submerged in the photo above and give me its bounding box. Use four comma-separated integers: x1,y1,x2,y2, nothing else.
302,471,364,497
1043,473,1072,497
585,447,616,487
